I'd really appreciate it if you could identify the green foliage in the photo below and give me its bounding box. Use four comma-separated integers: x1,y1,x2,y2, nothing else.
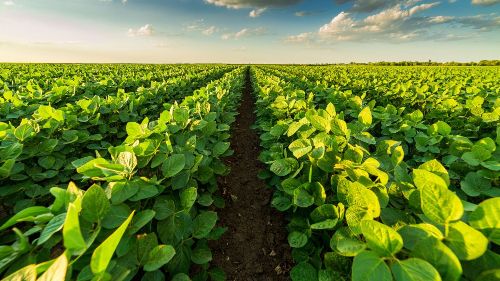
252,65,500,281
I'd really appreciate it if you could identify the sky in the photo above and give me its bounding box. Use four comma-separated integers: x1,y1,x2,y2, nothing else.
0,0,499,63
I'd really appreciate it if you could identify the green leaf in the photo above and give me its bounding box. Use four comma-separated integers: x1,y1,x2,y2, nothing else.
476,269,500,281
290,262,318,281
38,252,68,281
398,224,443,251
428,121,451,136
289,139,313,159
102,204,131,229
180,187,197,210
293,187,315,208
0,159,15,178
109,182,139,204
360,220,403,257
193,211,217,239
14,123,35,141
191,243,212,265
270,158,298,176
129,210,156,234
91,211,134,275
420,184,463,225
352,251,392,281
171,273,191,281
412,169,448,190
2,264,37,281
411,237,461,281
445,221,488,261
162,154,186,178
213,142,230,157
391,258,441,281
468,198,500,245
358,107,372,127
144,245,176,272
37,213,66,245
288,231,308,248
460,172,492,197
418,160,450,186
81,185,110,223
63,200,86,252
0,206,50,231
311,219,338,230
330,227,366,257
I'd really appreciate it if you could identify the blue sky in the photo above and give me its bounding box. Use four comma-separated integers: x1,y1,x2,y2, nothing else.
0,0,499,63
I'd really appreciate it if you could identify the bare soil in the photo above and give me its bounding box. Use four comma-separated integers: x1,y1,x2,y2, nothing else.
210,68,292,281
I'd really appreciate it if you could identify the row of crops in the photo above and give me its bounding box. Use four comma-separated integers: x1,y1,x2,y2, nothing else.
252,65,499,281
0,63,498,281
0,64,244,280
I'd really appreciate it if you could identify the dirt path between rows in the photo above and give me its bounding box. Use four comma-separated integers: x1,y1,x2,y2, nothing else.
210,67,292,281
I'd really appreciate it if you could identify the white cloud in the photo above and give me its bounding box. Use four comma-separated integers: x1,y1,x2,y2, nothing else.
222,27,267,39
186,19,219,36
202,26,218,35
285,32,313,43
249,8,267,17
471,0,500,5
287,2,500,44
127,24,154,37
4,0,14,6
295,11,313,17
317,3,439,41
204,0,301,9
429,15,454,23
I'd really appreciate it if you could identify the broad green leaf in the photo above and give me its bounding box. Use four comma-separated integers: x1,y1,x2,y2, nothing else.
420,184,463,225
288,231,308,248
445,221,488,261
63,200,86,252
270,158,298,176
129,210,156,234
398,224,443,251
468,198,500,245
2,264,37,281
37,213,66,245
81,184,110,223
330,227,366,257
213,142,230,157
289,139,313,159
290,262,318,281
191,243,212,265
352,251,392,281
391,258,441,281
38,252,68,281
193,211,217,239
461,171,492,197
91,211,134,274
144,245,176,272
293,187,315,208
0,206,50,231
418,160,450,186
412,237,461,281
180,187,197,210
102,204,131,229
412,169,448,190
358,107,372,127
361,220,403,257
162,154,186,178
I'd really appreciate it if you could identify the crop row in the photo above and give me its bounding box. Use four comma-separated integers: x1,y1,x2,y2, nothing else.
0,65,245,280
252,65,499,281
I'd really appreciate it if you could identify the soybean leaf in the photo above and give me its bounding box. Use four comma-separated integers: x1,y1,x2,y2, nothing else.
352,251,392,281
144,245,176,272
91,211,135,275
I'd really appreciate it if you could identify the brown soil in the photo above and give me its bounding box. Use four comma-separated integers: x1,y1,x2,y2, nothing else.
210,67,292,281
